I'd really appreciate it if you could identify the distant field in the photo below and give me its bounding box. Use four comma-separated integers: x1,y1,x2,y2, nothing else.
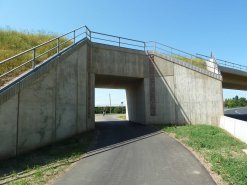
117,114,126,120
0,30,71,86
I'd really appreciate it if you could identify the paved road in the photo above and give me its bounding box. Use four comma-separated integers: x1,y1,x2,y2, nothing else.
54,116,215,185
224,107,247,121
95,114,122,122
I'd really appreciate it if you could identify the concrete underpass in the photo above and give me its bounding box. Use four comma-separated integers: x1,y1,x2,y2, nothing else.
1,26,247,185
1,36,247,159
95,75,145,123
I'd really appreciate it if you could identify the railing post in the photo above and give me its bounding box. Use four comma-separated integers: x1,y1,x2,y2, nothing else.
118,37,121,47
57,38,60,53
32,48,36,69
144,42,146,51
73,30,76,44
89,30,91,41
85,26,91,41
85,29,88,38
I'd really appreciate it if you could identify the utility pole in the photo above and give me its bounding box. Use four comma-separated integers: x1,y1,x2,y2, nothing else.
121,101,124,114
109,93,111,114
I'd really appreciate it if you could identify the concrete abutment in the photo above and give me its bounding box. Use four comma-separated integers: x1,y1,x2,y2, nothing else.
0,41,224,159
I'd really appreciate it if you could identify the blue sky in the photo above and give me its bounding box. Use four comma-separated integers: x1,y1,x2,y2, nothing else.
0,0,246,105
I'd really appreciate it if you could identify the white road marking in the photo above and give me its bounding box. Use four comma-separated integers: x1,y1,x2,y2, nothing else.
225,107,247,115
192,170,201,175
235,110,241,114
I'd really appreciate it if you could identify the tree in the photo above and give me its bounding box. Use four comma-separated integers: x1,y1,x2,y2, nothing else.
94,106,126,114
224,96,247,108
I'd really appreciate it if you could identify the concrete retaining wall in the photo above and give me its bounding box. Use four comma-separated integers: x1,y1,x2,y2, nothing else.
0,41,92,159
220,116,247,144
144,54,223,125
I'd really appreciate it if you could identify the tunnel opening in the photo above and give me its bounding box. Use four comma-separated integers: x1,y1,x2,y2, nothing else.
94,74,146,125
91,74,160,151
94,88,127,123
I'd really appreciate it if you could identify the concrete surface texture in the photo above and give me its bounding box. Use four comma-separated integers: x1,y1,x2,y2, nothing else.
220,66,247,90
220,115,247,144
144,54,224,125
93,44,224,125
53,117,216,185
0,40,94,159
0,40,224,159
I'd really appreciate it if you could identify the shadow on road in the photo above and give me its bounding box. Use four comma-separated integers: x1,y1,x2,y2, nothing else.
91,120,161,152
0,117,161,181
0,131,95,181
224,108,247,122
53,118,216,185
224,114,247,122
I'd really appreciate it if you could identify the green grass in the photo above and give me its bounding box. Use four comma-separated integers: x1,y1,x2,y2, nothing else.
0,131,96,185
162,125,247,185
0,29,208,87
174,55,207,69
117,114,126,120
0,30,71,86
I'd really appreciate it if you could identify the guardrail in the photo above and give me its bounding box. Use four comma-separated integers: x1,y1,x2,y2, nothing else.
197,54,247,72
90,31,146,50
0,25,246,87
144,41,220,73
0,26,90,81
0,26,146,87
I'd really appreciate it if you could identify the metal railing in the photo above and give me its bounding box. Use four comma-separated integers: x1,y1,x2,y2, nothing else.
90,31,146,50
0,26,90,80
0,25,246,87
197,54,247,72
145,41,219,73
0,26,147,87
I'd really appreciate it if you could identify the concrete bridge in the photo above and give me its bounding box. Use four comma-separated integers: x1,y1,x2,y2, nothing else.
195,54,247,91
220,66,247,90
0,26,246,159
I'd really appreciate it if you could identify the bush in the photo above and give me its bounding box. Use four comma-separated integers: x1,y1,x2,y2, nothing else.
95,106,126,114
224,96,247,108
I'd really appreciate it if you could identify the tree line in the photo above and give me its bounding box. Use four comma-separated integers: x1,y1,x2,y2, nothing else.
95,106,126,114
224,96,247,108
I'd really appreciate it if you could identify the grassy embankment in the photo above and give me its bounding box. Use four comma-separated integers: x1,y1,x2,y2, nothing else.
0,30,209,87
0,131,96,185
0,30,71,86
174,55,207,69
162,125,247,185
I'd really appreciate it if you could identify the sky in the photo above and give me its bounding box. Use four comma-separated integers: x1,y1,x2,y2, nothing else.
0,0,246,105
